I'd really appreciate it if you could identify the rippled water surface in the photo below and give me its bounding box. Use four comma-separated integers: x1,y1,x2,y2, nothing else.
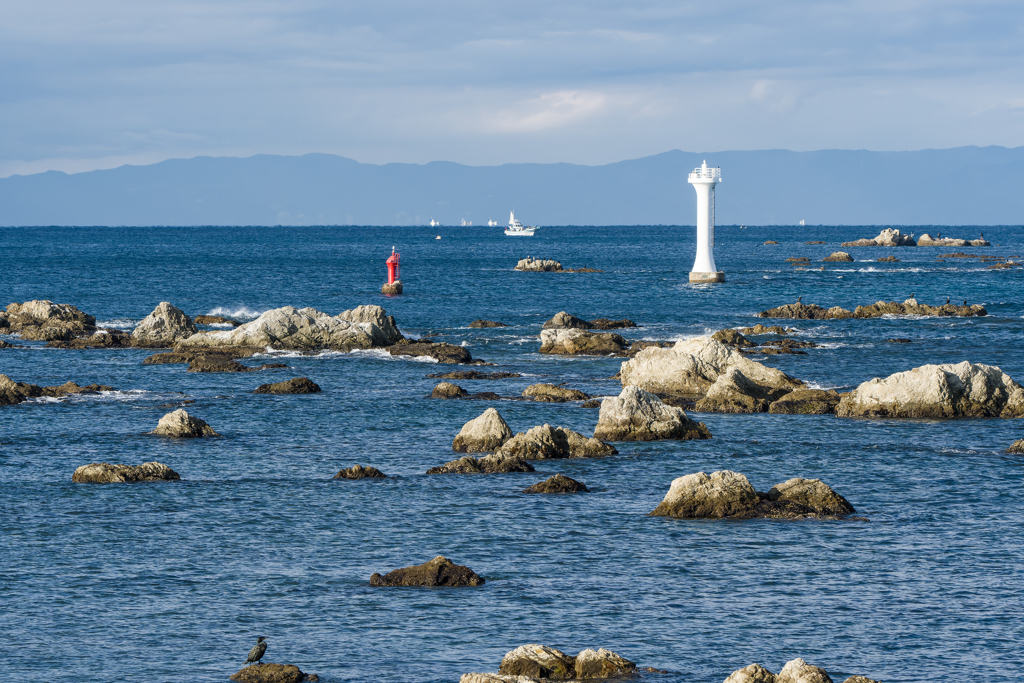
2,225,1023,683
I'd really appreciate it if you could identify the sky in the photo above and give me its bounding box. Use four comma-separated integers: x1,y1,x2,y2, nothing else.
2,0,1023,177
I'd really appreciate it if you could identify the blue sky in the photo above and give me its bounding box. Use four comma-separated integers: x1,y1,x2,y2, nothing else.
2,0,1023,176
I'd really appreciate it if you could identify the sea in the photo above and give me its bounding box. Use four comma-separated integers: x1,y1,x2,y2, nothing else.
1,224,1022,683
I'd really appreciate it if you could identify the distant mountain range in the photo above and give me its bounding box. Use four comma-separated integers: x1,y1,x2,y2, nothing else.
2,146,1023,226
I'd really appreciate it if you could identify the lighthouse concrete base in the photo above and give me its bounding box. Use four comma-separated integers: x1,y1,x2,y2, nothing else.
689,271,725,284
381,280,403,295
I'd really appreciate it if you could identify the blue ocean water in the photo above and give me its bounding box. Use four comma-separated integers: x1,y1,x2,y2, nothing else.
1,224,1023,683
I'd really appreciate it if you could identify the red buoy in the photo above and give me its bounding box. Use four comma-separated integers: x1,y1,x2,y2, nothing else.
382,247,403,295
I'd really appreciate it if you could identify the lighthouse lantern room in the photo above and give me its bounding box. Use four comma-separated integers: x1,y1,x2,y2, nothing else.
688,161,725,283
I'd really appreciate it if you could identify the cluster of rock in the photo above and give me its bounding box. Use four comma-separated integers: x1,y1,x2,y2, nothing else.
143,349,286,373
712,329,817,356
841,227,916,247
724,658,880,683
384,338,474,364
522,383,589,402
514,258,602,273
333,464,387,479
254,377,322,394
497,424,618,459
0,300,98,341
757,298,986,319
72,462,180,483
539,328,629,355
427,370,521,380
594,386,711,441
230,663,317,683
542,312,636,330
1,374,114,406
462,644,637,683
918,232,990,247
151,409,220,437
836,361,1024,418
371,555,484,587
650,470,856,520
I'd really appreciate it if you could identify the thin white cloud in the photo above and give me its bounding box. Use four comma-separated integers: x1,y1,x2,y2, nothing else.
485,90,609,133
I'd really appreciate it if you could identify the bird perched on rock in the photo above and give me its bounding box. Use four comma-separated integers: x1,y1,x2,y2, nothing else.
246,637,268,666
797,296,802,303
946,297,950,304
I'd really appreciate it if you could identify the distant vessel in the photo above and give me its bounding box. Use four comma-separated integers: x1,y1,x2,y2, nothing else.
429,218,440,227
504,210,536,236
487,219,498,227
461,219,473,226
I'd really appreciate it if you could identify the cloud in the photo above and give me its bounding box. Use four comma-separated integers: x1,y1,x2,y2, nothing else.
485,90,609,133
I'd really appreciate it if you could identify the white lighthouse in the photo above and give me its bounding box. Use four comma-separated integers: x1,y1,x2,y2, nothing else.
688,160,724,283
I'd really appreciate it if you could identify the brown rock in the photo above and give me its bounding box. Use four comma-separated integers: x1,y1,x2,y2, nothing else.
72,461,180,483
574,648,636,679
521,383,589,402
46,329,132,349
581,399,602,408
764,240,778,244
840,677,881,683
194,314,241,326
588,318,636,329
188,354,252,373
542,311,592,329
370,555,484,587
333,464,386,479
152,409,219,437
822,251,854,262
432,382,468,398
712,329,755,348
1007,439,1024,454
427,453,535,474
469,320,509,328
877,255,899,262
786,257,810,262
769,478,855,515
500,645,576,680
694,368,774,413
3,300,96,341
426,370,521,380
452,408,514,452
381,281,403,295
776,658,833,683
805,241,826,244
254,377,322,394
738,324,789,336
594,386,711,441
886,338,911,343
229,663,313,683
538,329,627,355
768,389,841,415
386,339,472,364
523,474,589,493
724,663,777,683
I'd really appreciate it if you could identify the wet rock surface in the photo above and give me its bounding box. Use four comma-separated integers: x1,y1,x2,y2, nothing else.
427,453,535,474
452,408,514,452
370,555,484,587
333,464,386,479
738,324,790,336
72,461,180,483
539,328,627,355
822,251,854,262
768,389,842,415
130,302,198,348
229,663,316,683
712,329,756,348
542,311,635,330
523,474,589,494
432,382,469,398
650,470,856,520
594,386,711,441
46,329,132,349
758,298,986,319
254,377,321,394
496,424,617,460
193,314,240,326
386,338,474,364
836,361,1024,418
1008,439,1024,454
469,320,509,328
1,374,114,405
151,409,220,437
521,383,589,402
426,370,521,380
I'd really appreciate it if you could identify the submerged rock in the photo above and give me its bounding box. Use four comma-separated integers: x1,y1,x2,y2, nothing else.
836,361,1024,418
370,555,484,587
738,324,789,336
594,386,711,441
229,662,315,683
521,383,589,402
72,461,180,483
333,464,386,479
768,389,842,415
254,377,322,394
428,453,534,474
130,302,198,348
152,409,220,437
523,474,589,494
426,370,521,380
0,374,113,406
712,329,755,348
539,328,628,355
452,407,514,452
46,329,132,349
469,319,509,328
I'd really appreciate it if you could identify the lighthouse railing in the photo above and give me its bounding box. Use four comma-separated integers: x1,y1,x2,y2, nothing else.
688,166,721,182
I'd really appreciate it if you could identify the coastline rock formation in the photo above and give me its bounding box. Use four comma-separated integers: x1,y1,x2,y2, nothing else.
918,232,990,247
427,453,535,474
1007,439,1024,454
72,461,180,483
739,324,789,336
841,227,916,247
333,464,386,479
515,257,563,272
1,300,97,341
385,338,473,364
542,311,636,330
620,337,803,399
757,298,986,319
712,329,756,348
452,408,514,452
129,302,198,348
594,386,711,441
176,304,402,352
522,383,590,402
496,424,617,459
724,657,881,683
539,329,627,355
193,314,240,326
650,470,855,520
768,389,842,415
836,361,1024,418
45,329,132,349
523,474,589,494
370,555,484,587
1,374,114,405
822,251,854,262
463,645,637,682
694,367,778,413
152,409,220,437
254,377,322,394
229,663,315,683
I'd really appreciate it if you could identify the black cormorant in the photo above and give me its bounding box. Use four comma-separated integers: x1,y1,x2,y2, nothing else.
946,297,950,304
797,296,802,303
246,637,268,666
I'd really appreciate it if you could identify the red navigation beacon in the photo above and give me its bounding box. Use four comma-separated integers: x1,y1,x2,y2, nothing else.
382,247,403,295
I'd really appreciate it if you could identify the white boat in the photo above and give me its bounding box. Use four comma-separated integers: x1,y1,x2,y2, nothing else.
429,218,440,227
504,210,536,236
461,219,472,226
487,219,498,227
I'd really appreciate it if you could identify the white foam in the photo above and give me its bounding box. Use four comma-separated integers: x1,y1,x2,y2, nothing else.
207,306,264,319
96,318,138,330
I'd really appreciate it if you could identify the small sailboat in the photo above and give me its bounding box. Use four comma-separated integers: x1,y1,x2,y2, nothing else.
504,210,536,236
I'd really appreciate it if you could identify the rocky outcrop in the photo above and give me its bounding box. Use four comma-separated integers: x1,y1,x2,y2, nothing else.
370,555,484,587
427,453,535,474
574,649,636,679
469,320,509,328
650,471,855,519
841,227,916,247
588,318,636,330
465,645,636,682
452,408,514,452
694,368,776,413
386,339,473,364
45,329,132,349
72,462,180,483
500,645,577,680
426,370,521,380
381,281,403,295
836,361,1024,418
523,474,589,494
768,389,841,414
723,663,777,683
712,329,755,348
594,386,711,441
176,304,402,352
496,424,617,460
186,353,286,373
620,336,802,399
229,663,315,683
333,464,386,479
724,659,880,683
758,298,986,319
877,255,899,262
193,314,241,326
1008,439,1024,454
1,374,113,405
521,383,589,402
1,300,96,341
739,324,789,336
433,382,468,398
515,257,563,272
542,312,635,330
254,377,322,394
152,409,220,437
539,329,627,355
918,232,990,247
822,251,854,262
130,302,198,348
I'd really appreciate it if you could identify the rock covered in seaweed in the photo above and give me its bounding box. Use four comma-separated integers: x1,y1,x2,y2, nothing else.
452,408,514,452
836,361,1024,418
130,302,198,348
333,464,386,479
254,377,322,394
370,555,484,587
152,409,220,437
72,462,180,483
594,386,711,441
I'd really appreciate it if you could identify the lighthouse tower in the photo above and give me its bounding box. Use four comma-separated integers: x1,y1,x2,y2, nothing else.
688,161,724,283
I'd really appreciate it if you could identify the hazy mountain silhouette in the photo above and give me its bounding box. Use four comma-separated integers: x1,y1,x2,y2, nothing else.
2,147,1022,226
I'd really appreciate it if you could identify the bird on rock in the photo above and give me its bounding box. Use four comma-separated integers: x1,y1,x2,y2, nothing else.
246,637,268,666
